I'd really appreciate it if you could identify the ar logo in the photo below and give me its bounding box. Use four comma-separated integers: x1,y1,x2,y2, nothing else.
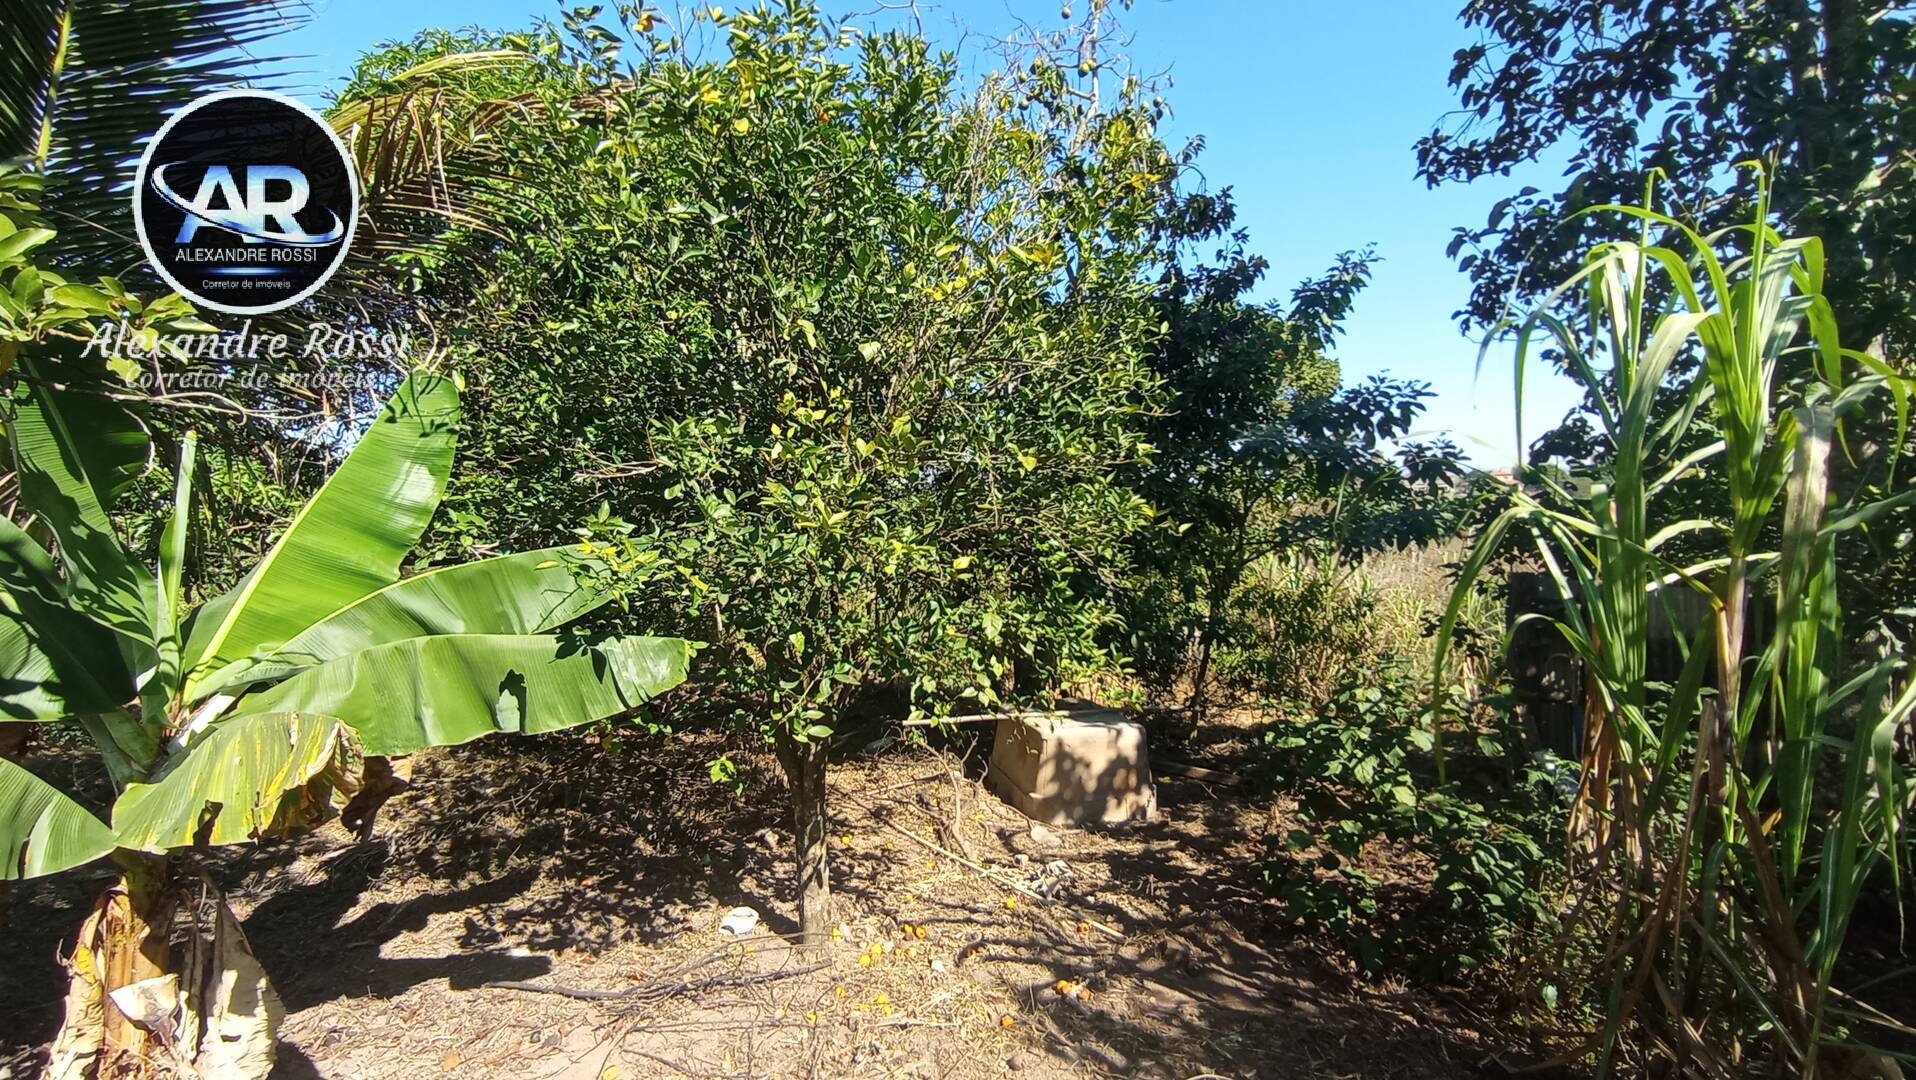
149,164,347,247
133,89,359,314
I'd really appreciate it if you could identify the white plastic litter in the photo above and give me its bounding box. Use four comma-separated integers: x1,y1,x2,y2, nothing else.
719,906,761,935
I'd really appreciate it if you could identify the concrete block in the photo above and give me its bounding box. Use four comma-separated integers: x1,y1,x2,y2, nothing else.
985,709,1157,826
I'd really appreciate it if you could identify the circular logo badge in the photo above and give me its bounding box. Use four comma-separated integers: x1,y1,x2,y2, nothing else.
133,89,358,315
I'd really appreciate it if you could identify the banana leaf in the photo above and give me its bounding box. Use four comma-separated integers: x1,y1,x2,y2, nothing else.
183,372,457,698
232,633,692,756
191,546,611,697
9,362,153,643
0,515,134,718
113,711,344,853
0,755,113,879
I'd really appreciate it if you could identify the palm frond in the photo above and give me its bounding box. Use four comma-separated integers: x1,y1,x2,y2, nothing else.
0,0,304,274
328,49,543,267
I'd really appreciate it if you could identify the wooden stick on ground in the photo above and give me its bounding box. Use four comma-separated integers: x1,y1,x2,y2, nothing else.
1153,759,1240,786
869,814,1125,941
489,961,829,1002
899,707,1117,728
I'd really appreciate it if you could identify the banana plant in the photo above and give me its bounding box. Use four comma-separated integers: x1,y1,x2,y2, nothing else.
0,367,691,1078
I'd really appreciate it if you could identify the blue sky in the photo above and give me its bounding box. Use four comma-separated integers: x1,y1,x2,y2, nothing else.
257,0,1587,466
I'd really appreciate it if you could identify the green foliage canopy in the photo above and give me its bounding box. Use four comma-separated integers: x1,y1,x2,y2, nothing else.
357,5,1178,737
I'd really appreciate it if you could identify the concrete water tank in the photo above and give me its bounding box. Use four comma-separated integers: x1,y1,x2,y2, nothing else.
985,709,1157,826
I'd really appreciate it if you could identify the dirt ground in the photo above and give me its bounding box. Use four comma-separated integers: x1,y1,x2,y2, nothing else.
0,711,1531,1079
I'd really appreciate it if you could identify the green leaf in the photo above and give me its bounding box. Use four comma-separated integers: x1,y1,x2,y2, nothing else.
113,711,343,853
0,0,303,267
47,384,150,514
230,633,692,756
192,546,616,696
0,227,53,261
184,371,458,698
47,283,111,313
76,709,159,788
0,514,133,719
0,755,113,879
10,361,152,641
151,432,196,706
0,605,126,720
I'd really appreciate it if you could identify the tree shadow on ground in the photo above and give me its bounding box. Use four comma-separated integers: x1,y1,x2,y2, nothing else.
235,849,553,1010
210,732,813,1012
6,718,1561,1079
903,706,1564,1079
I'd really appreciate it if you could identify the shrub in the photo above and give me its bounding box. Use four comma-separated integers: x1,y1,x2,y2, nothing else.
1211,555,1384,706
1246,662,1563,981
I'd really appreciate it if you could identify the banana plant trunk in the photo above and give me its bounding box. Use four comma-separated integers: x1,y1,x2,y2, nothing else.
100,854,175,1053
48,852,282,1080
48,852,178,1079
776,729,832,953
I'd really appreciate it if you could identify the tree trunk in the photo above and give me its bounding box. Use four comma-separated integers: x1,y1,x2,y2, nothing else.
1188,581,1223,715
776,730,832,954
1190,545,1251,716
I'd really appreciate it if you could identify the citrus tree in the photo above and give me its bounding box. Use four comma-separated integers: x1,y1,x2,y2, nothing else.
340,2,1177,948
